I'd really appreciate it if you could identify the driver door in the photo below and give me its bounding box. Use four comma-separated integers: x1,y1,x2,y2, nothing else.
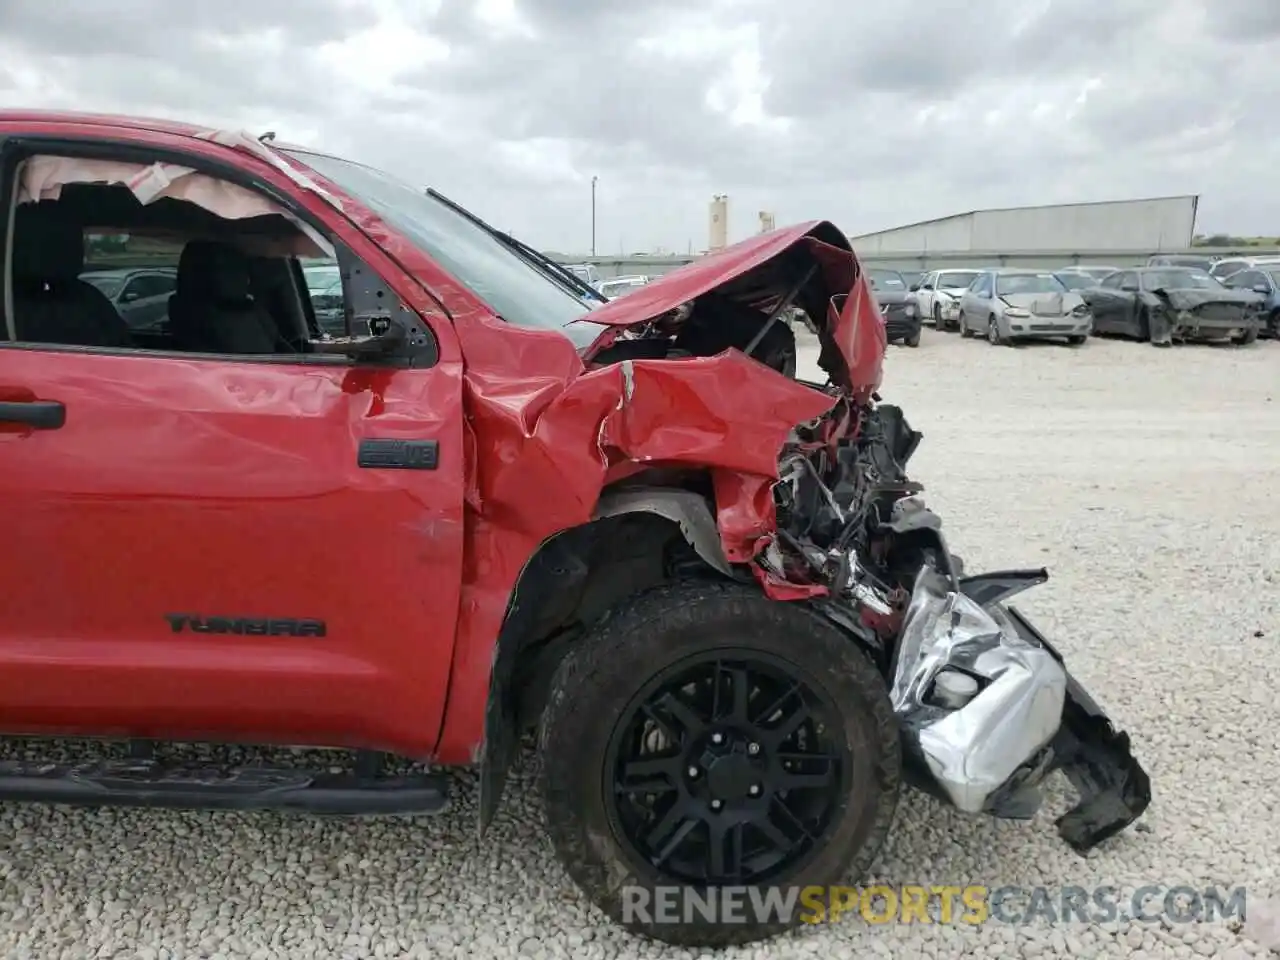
0,130,466,757
1116,272,1142,333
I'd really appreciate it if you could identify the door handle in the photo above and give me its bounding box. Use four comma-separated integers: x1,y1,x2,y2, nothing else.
0,400,66,430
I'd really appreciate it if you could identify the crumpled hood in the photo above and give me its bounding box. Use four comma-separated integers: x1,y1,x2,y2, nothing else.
1001,291,1084,314
578,220,886,398
1154,287,1257,309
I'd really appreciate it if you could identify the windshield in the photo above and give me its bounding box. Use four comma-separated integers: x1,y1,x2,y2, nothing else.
1145,269,1219,290
996,273,1066,295
867,269,906,290
284,149,602,348
82,273,125,298
936,270,980,289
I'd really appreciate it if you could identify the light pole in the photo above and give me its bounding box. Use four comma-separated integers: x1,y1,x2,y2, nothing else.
591,175,598,256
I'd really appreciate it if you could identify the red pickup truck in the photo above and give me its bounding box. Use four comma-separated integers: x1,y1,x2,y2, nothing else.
0,110,1149,947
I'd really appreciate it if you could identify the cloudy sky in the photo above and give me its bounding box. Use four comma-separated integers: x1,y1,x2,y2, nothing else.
0,0,1274,254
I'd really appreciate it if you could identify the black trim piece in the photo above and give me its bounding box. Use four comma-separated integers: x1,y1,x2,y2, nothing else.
0,758,450,816
0,399,64,429
357,438,439,471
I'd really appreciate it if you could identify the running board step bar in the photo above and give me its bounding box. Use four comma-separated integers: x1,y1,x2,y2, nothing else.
0,759,449,815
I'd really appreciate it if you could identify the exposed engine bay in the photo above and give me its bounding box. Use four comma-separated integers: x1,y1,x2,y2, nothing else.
762,395,1152,851
589,293,801,378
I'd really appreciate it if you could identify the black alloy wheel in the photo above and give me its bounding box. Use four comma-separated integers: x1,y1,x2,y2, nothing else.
538,581,900,947
604,652,846,887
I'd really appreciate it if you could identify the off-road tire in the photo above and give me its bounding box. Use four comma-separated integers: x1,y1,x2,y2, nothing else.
538,581,901,948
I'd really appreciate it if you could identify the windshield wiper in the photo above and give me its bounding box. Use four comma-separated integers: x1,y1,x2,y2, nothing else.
425,187,608,305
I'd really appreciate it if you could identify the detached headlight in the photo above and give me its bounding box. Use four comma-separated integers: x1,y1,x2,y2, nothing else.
1004,307,1030,318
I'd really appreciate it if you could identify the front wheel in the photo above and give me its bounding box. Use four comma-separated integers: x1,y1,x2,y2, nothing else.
959,311,972,337
1232,326,1259,346
932,303,944,331
905,327,921,347
538,582,901,948
1067,335,1086,345
986,315,1003,345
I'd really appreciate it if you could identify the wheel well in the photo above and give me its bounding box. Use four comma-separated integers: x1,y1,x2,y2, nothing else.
477,492,737,828
510,512,725,729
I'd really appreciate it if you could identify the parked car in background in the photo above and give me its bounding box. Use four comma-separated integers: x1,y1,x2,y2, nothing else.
596,274,651,299
1218,266,1280,338
1055,265,1122,286
1080,267,1260,346
866,267,921,346
1207,255,1280,282
1052,271,1097,292
911,268,981,331
80,266,177,332
898,269,923,290
563,262,601,287
957,269,1091,346
1146,254,1216,271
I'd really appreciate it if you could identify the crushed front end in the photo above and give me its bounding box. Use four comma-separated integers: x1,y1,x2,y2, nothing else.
763,397,1151,849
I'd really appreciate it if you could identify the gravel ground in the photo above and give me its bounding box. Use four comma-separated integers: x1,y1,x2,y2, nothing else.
2,330,1278,959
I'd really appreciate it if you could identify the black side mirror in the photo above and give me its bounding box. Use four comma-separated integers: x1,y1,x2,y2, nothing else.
908,284,920,292
1253,284,1269,296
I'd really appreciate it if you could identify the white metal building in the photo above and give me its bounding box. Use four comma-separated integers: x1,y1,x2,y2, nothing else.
849,196,1199,255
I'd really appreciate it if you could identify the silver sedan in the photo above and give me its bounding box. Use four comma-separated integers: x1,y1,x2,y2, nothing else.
957,269,1093,346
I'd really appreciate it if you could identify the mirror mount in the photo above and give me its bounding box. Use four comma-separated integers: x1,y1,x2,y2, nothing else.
307,311,437,365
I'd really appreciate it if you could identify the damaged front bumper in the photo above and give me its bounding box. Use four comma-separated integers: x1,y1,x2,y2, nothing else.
888,563,1151,851
1150,310,1259,345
